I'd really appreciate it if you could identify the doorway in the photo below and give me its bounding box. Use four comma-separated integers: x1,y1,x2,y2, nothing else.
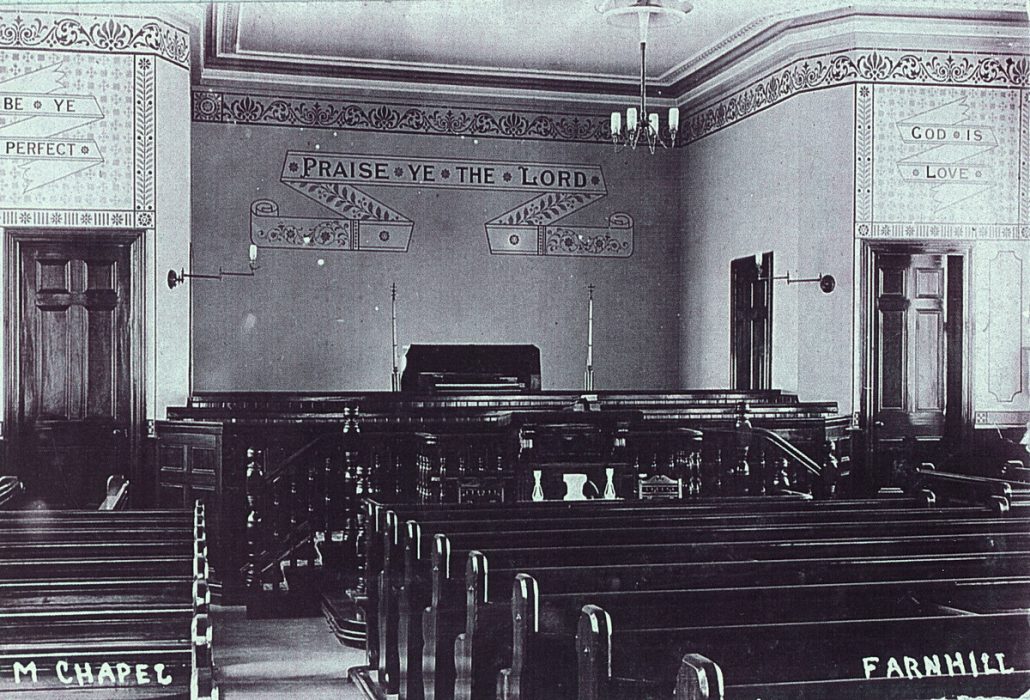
864,245,966,484
730,252,773,390
4,230,144,507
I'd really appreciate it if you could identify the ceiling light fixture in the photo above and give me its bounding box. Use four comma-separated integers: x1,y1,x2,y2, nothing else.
596,0,692,153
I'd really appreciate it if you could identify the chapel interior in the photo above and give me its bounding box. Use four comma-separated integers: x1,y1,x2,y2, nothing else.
1,1,1029,698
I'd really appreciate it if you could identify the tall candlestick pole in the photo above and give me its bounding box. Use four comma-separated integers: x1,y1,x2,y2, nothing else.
391,282,400,392
585,284,594,391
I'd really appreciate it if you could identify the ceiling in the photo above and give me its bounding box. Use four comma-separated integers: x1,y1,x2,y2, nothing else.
200,0,1030,100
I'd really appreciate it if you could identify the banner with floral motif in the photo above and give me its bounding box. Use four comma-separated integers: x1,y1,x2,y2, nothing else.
249,151,633,257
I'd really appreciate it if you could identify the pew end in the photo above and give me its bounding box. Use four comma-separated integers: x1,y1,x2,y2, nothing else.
577,604,612,700
675,654,726,700
0,475,26,509
99,474,129,511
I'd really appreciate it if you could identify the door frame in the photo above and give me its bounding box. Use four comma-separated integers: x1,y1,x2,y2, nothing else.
859,240,972,450
4,228,147,497
730,251,774,390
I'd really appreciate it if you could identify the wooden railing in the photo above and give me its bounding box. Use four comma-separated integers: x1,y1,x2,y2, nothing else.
244,431,370,607
163,394,853,602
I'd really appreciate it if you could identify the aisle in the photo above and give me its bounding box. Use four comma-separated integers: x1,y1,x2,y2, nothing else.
212,605,366,699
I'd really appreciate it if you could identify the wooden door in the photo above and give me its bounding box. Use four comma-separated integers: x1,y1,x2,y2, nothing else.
872,252,954,474
731,252,773,390
12,234,137,507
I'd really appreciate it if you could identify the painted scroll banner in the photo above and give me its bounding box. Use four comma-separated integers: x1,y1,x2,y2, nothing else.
250,152,632,257
0,63,106,193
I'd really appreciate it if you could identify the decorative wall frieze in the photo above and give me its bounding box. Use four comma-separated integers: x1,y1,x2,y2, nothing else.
193,91,612,144
0,208,152,228
0,11,189,68
683,49,1028,143
196,48,1028,146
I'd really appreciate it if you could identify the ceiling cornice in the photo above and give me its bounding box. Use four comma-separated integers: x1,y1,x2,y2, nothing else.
662,3,1029,89
204,3,653,99
198,1,1028,106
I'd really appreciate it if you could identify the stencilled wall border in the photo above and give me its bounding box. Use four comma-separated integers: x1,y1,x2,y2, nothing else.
133,55,156,215
193,49,1029,146
1021,89,1030,225
685,48,1027,143
192,91,613,144
0,11,189,68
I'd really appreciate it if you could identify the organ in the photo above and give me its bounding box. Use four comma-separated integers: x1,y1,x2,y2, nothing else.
400,343,542,393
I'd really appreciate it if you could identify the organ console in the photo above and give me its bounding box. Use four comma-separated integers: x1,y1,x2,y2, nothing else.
399,343,542,393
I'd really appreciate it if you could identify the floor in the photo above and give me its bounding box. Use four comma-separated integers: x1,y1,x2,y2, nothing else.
213,605,366,699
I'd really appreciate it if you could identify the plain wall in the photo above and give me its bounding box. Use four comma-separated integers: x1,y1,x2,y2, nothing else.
679,86,855,413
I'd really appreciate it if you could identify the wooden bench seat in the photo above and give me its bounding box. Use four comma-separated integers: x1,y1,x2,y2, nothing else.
0,577,194,607
0,510,191,522
0,643,192,696
485,573,1030,700
0,527,193,543
364,497,939,677
365,496,936,585
446,554,1030,700
0,541,194,560
0,503,215,698
411,536,1030,700
676,653,1030,700
390,515,1028,698
2,556,193,580
576,607,1030,700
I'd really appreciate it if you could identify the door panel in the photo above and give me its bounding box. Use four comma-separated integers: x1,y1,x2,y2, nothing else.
16,236,134,507
872,252,950,472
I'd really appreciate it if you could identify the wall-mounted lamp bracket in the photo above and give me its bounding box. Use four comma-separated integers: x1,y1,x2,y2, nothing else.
167,263,260,289
761,272,836,294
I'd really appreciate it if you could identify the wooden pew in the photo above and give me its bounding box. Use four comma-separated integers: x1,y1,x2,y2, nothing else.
457,551,1030,698
367,494,940,678
674,651,1030,700
400,512,1028,699
913,466,1030,509
0,541,195,560
488,572,1030,699
0,577,195,607
577,606,1030,700
0,502,216,698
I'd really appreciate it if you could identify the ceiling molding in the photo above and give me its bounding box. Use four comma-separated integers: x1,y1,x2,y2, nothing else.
662,3,1029,89
198,1,1028,105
